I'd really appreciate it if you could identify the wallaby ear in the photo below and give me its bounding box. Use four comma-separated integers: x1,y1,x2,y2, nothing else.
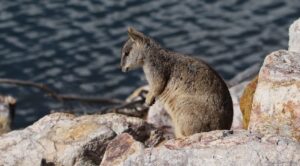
127,27,149,44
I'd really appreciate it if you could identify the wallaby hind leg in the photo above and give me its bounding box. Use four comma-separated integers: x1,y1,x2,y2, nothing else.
174,125,185,138
174,113,208,138
172,99,214,138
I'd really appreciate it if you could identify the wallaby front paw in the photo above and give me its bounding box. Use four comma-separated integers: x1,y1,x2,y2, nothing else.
145,95,155,106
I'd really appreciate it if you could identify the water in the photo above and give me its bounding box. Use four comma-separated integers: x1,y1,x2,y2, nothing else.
0,0,299,128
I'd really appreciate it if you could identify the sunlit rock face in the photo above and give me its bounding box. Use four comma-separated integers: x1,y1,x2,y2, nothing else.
289,18,300,53
249,50,300,141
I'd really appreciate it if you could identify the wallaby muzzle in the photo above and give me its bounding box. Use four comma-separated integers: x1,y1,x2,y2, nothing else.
122,67,129,72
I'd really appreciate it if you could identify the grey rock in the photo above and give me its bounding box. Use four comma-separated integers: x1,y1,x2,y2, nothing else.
0,113,154,166
111,130,300,166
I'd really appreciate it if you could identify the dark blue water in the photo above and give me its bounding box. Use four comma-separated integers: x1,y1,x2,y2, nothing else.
0,0,299,128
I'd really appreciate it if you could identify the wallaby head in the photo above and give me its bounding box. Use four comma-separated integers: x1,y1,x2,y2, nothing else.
120,27,153,72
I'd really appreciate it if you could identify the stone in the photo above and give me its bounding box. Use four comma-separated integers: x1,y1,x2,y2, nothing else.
0,113,155,166
249,50,300,141
289,18,300,53
147,101,174,139
101,133,144,166
0,95,15,135
103,130,300,165
239,76,258,129
229,81,249,130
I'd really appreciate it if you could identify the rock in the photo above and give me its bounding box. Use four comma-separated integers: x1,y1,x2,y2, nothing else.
102,130,300,165
0,96,15,135
229,81,249,130
289,18,300,53
101,133,144,166
239,76,258,129
249,50,300,141
0,113,155,166
147,101,174,139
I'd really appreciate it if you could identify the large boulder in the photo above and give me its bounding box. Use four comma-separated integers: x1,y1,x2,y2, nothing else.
289,18,300,53
0,113,155,166
249,50,300,141
101,130,300,165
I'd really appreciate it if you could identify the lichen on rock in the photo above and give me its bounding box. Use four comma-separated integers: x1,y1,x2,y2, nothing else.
239,76,258,129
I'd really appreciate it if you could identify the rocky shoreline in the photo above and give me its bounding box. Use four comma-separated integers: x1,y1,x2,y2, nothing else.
0,18,300,165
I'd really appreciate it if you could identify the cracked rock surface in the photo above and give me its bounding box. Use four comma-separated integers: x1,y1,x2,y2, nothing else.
289,18,300,53
0,113,154,166
103,130,300,166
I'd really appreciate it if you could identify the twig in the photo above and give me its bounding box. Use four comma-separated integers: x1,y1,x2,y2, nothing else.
114,99,145,110
0,78,62,101
99,99,144,113
0,78,124,105
59,94,123,105
97,98,148,117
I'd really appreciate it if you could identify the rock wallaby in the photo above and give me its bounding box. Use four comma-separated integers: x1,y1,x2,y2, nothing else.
120,27,233,138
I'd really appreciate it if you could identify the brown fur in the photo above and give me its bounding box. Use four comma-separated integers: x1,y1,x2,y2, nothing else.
121,27,233,138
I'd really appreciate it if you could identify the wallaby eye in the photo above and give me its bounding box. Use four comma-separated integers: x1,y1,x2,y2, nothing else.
124,51,129,57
